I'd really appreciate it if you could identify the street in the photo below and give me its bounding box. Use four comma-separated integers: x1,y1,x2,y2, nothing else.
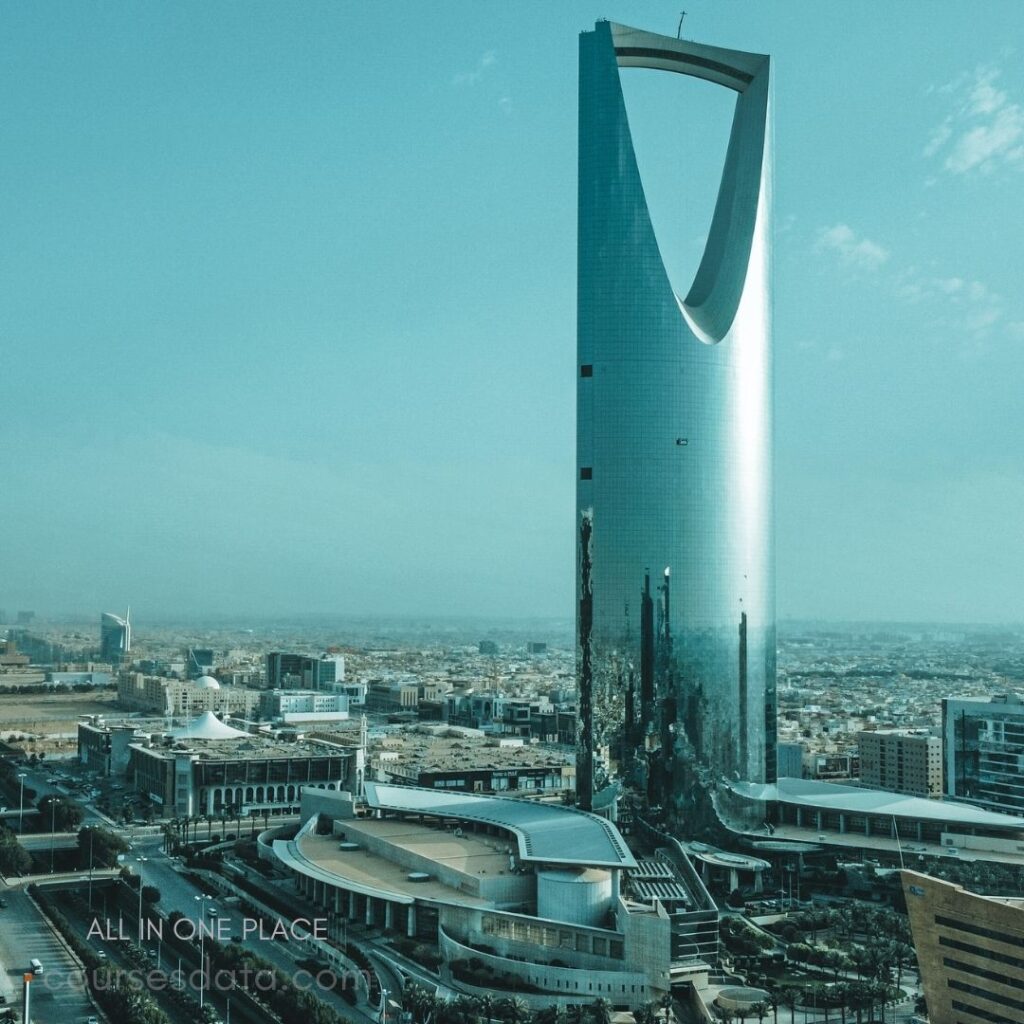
0,887,96,1024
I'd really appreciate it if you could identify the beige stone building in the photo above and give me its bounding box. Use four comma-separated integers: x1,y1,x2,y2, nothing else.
118,672,261,717
859,730,942,797
903,868,1024,1024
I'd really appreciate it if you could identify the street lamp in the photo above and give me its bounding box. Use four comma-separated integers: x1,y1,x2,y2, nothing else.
49,797,58,873
17,773,26,833
87,828,95,910
135,857,148,939
380,986,389,1024
194,894,213,1009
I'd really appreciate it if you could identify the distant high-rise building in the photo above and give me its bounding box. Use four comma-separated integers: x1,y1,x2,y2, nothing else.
186,647,215,679
478,640,498,656
527,642,547,655
858,730,942,798
99,610,131,664
16,611,35,625
576,21,774,826
943,694,1024,814
266,651,344,691
266,652,305,688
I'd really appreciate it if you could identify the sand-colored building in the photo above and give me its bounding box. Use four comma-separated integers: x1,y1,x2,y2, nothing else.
902,868,1024,1024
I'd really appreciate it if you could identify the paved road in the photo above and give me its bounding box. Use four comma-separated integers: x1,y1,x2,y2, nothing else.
129,840,368,1024
0,887,97,1024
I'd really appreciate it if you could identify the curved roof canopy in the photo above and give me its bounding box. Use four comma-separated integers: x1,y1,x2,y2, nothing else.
193,675,221,689
730,777,1024,829
170,710,248,740
363,782,637,869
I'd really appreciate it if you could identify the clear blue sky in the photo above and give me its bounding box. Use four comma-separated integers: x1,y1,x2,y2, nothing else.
2,1,1022,623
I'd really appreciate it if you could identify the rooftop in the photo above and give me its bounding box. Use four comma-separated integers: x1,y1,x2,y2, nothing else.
276,821,497,907
373,732,574,774
363,781,637,869
730,777,1024,829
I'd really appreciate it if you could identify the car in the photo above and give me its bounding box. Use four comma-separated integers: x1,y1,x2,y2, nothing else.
96,951,107,960
87,1017,99,1024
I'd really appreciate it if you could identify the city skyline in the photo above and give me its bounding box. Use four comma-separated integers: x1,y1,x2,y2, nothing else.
2,1,1023,623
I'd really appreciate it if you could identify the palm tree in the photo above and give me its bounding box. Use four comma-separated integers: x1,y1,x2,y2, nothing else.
477,994,496,1024
779,987,798,1024
503,996,530,1024
590,998,612,1024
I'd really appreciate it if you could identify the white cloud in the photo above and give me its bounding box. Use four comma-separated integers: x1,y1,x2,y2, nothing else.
926,66,1024,175
816,223,890,271
453,50,497,87
894,268,1005,343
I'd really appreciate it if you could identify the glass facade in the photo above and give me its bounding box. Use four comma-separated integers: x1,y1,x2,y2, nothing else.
944,695,1024,814
577,22,774,827
99,611,131,664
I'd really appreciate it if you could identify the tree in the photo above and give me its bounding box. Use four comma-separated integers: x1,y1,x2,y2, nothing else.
37,795,83,832
141,885,161,907
0,831,31,876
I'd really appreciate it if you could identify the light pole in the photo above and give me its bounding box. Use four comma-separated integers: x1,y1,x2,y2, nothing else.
135,857,147,939
195,894,212,1009
49,798,57,872
87,828,95,910
381,986,389,1024
17,773,26,833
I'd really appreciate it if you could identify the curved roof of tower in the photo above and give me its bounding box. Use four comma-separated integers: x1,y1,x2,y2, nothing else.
362,782,636,869
193,675,221,689
170,711,248,740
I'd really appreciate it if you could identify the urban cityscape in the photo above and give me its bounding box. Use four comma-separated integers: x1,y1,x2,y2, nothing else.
2,6,1023,1024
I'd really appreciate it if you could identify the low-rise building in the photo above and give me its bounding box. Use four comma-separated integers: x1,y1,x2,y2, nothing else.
260,689,351,724
126,711,361,818
78,717,144,775
118,673,261,717
371,730,574,795
272,783,718,1012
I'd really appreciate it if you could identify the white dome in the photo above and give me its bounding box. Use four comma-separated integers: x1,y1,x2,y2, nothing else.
193,675,221,689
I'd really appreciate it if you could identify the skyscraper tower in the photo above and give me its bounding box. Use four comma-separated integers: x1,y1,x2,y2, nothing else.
576,22,775,827
100,609,131,665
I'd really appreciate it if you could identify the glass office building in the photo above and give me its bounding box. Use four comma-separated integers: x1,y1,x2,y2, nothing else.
576,22,774,826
